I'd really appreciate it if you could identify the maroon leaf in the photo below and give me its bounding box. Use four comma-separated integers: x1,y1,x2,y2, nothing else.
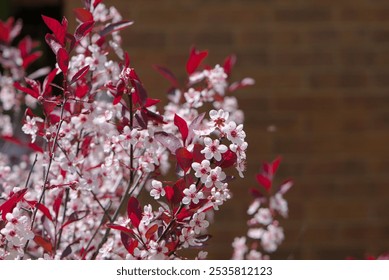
144,98,161,108
0,189,28,220
174,114,188,144
145,224,159,240
81,136,93,157
75,84,89,98
73,8,93,23
127,197,142,228
34,235,53,255
99,20,134,37
256,174,272,192
74,21,94,41
186,112,205,145
164,186,175,203
28,143,44,153
42,100,59,116
229,77,255,92
53,190,64,217
41,15,66,45
121,232,138,255
271,156,282,176
22,51,42,69
153,65,179,88
249,188,264,199
131,79,147,106
61,210,89,229
13,81,39,99
60,244,73,259
45,33,62,55
223,54,236,76
42,68,59,97
70,65,90,85
25,201,53,222
107,224,134,235
93,0,103,8
186,47,208,75
176,147,193,173
216,149,237,168
154,132,182,154
57,48,69,75
193,143,205,163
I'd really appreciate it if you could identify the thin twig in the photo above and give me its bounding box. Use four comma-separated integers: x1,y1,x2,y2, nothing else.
24,154,38,189
56,188,69,250
90,173,144,259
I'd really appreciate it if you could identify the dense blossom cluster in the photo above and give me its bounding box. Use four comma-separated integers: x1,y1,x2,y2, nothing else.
0,0,259,260
232,157,292,260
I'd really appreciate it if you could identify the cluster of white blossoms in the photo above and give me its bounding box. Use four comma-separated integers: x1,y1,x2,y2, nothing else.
232,160,292,259
0,0,254,260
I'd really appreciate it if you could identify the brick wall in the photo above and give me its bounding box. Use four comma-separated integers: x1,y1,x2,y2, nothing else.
64,0,389,259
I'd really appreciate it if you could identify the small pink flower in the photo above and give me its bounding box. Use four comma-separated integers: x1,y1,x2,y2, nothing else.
201,137,227,161
182,184,203,205
205,166,226,189
191,160,211,183
150,180,165,200
223,121,246,144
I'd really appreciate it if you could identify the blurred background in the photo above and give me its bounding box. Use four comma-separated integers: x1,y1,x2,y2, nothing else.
3,0,389,259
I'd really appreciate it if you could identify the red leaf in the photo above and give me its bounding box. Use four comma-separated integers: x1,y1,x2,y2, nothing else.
61,210,89,229
127,197,142,228
121,232,138,255
34,235,53,254
93,0,103,8
271,156,282,176
74,21,94,41
186,47,208,75
0,189,28,220
131,79,147,106
256,174,272,192
28,143,44,153
229,77,255,92
153,65,179,88
223,54,236,76
13,81,39,99
57,48,69,75
164,186,175,203
154,132,182,154
43,68,59,97
41,15,66,46
193,144,205,163
75,84,89,98
217,149,237,168
99,20,134,37
176,147,193,173
186,112,205,145
70,65,90,85
107,224,134,235
144,98,161,108
22,51,42,69
145,224,158,240
249,188,264,199
73,8,93,23
45,33,62,55
53,190,64,217
42,100,59,116
172,179,186,205
81,136,93,157
174,114,188,144
26,201,53,222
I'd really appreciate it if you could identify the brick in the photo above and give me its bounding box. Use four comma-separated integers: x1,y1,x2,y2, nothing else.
274,7,332,23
